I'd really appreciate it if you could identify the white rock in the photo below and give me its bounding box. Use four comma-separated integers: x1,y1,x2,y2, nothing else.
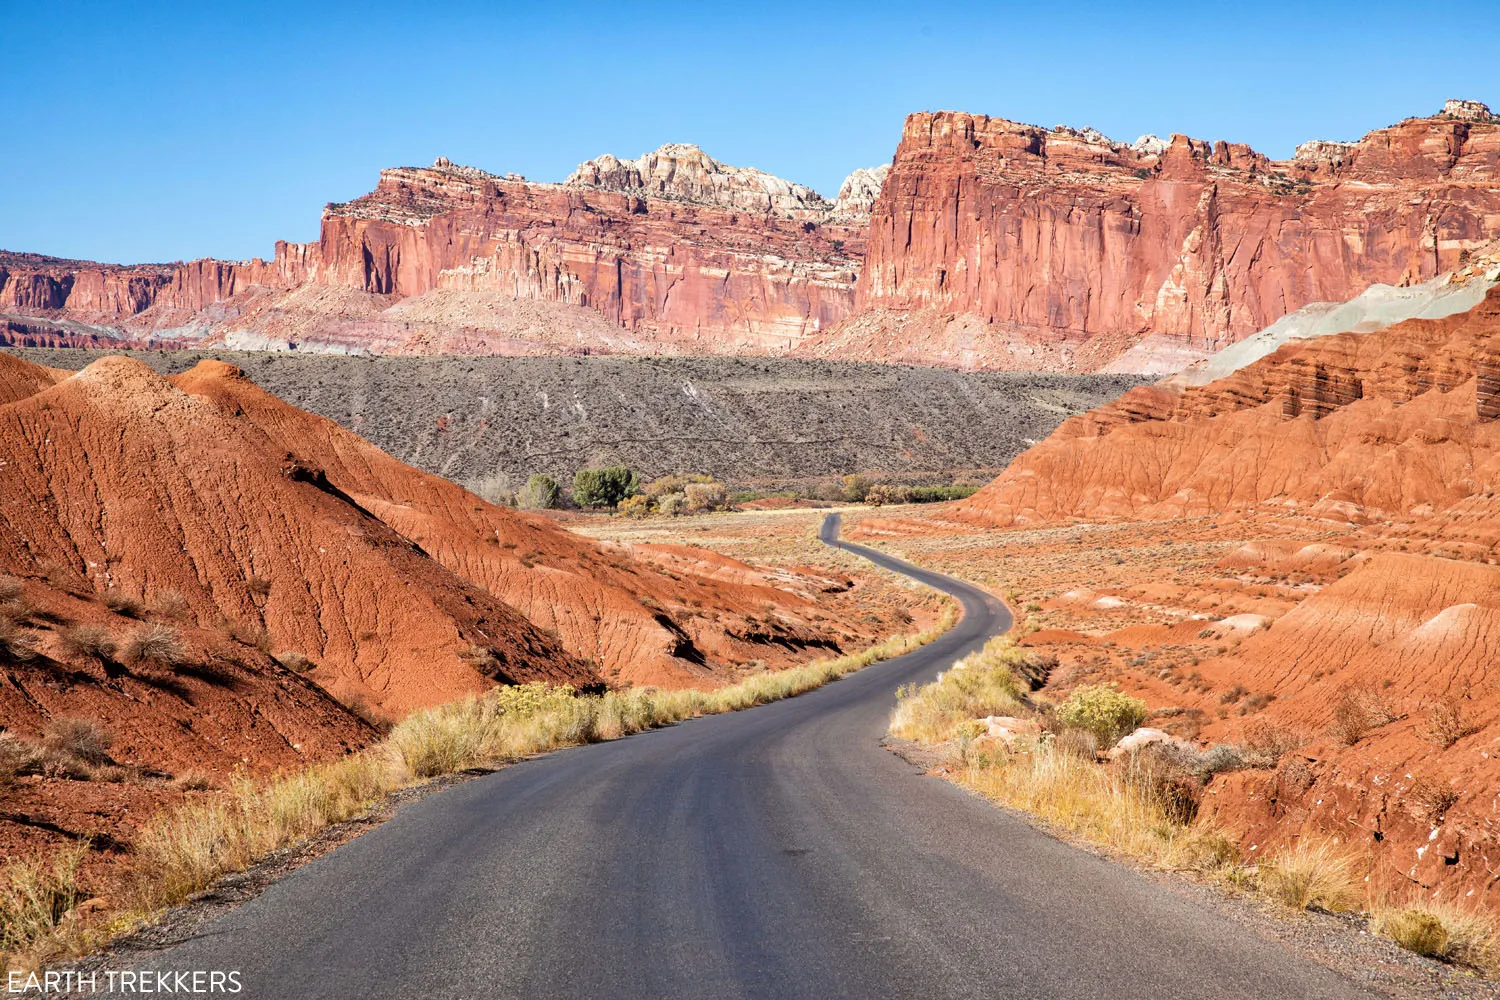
981,715,1040,744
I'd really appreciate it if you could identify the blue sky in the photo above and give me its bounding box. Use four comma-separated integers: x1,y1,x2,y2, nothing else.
3,0,1495,264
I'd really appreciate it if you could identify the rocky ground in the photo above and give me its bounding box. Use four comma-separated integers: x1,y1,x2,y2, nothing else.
1,348,1144,490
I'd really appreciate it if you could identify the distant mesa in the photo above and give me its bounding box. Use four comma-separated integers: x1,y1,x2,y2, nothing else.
2,100,1497,374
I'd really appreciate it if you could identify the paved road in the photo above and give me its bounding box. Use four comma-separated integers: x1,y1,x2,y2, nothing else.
129,513,1371,999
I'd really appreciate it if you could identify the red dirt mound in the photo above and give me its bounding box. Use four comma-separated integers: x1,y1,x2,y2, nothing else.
952,285,1500,527
169,359,866,689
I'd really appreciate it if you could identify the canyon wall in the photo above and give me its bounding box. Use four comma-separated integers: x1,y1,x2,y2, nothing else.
1,147,880,355
7,102,1500,368
808,101,1500,371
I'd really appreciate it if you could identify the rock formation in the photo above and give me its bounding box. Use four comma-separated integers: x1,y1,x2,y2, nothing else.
565,143,834,218
806,101,1500,372
949,284,1500,526
1,147,866,355
5,102,1498,371
831,164,890,219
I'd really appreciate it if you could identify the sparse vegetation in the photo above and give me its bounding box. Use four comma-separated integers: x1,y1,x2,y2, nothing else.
0,575,23,602
516,473,562,510
58,625,116,663
1257,837,1365,913
246,575,272,598
889,637,1031,743
1329,685,1397,746
1055,684,1148,746
151,590,190,619
122,624,185,669
0,618,36,664
1422,696,1480,749
1371,902,1499,973
101,589,145,618
274,650,314,674
41,719,112,766
0,843,87,966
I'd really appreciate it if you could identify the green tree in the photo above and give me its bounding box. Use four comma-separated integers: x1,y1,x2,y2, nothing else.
516,474,561,510
572,466,640,508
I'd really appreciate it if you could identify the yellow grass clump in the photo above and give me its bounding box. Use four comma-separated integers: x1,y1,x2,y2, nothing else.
889,637,1029,743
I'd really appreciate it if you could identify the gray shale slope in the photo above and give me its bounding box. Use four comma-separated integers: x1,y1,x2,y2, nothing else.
5,349,1144,488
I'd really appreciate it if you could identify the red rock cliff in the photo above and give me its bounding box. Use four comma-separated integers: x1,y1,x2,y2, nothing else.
837,103,1500,371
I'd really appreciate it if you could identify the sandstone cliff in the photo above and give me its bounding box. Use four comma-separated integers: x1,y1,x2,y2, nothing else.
1,146,869,355
804,101,1500,372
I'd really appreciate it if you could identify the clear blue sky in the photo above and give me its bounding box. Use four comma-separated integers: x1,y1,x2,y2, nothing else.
3,0,1494,264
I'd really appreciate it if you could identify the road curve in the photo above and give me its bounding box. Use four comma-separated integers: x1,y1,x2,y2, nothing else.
129,513,1372,999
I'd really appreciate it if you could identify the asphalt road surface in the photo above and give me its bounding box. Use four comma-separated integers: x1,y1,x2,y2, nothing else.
124,513,1373,999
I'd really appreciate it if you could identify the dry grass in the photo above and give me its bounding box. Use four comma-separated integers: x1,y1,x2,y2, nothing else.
122,624,186,669
150,590,190,620
58,625,117,663
0,844,88,969
101,589,145,619
41,719,112,767
958,739,1238,873
1329,686,1397,746
1257,837,1365,913
274,651,313,674
0,575,22,602
1422,697,1480,749
888,637,1030,743
0,618,36,664
1371,902,1499,973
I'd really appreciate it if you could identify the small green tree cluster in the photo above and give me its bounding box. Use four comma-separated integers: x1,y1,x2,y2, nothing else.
516,474,561,510
572,466,640,508
618,473,729,517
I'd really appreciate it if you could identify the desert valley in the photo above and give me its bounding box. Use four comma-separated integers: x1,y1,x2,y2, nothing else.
4,79,1500,998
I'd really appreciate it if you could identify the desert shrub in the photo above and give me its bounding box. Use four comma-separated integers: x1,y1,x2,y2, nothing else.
0,842,87,959
571,466,639,508
516,474,562,510
41,718,112,766
1242,720,1303,765
0,731,43,781
683,481,728,512
0,618,36,664
171,770,215,792
617,495,652,519
1422,696,1480,749
905,485,981,503
274,651,313,674
1055,685,1148,746
1372,903,1499,973
1054,727,1099,761
1407,775,1460,821
656,492,686,517
101,589,146,618
151,589,191,619
59,625,117,663
1375,908,1449,957
840,474,872,503
123,624,186,669
228,622,273,653
246,576,272,598
0,575,23,602
1259,837,1365,912
1330,686,1397,746
864,484,909,506
889,637,1031,743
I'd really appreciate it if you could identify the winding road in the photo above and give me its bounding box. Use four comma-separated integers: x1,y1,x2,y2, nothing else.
127,514,1372,999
